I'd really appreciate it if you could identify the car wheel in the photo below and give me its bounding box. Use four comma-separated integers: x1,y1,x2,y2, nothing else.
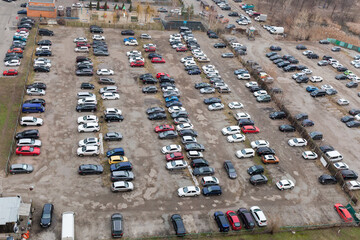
79,154,84,157
19,154,23,156
92,154,97,156
80,130,84,133
290,187,294,190
27,171,30,174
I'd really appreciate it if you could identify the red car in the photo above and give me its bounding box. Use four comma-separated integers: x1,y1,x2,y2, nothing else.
16,28,29,32
156,73,170,79
130,60,145,67
16,146,40,156
334,203,353,223
241,125,260,134
165,152,184,161
151,57,166,63
76,42,91,48
226,210,242,230
100,5,109,9
145,46,156,52
176,46,188,52
155,124,175,133
8,48,23,54
3,69,18,76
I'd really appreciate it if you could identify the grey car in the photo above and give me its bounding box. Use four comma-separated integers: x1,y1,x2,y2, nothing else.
221,53,234,58
104,132,123,141
159,130,178,139
200,87,215,94
9,164,34,174
98,78,115,85
110,170,135,182
111,213,123,237
193,167,215,176
224,160,237,179
249,174,268,185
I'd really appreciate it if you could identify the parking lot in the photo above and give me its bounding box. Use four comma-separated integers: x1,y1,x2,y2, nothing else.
1,23,354,239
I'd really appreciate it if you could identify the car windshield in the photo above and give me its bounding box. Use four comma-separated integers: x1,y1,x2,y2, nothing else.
183,187,188,193
42,213,51,218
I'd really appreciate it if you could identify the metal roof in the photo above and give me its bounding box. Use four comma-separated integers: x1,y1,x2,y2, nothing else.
29,0,55,3
0,197,21,225
28,6,56,11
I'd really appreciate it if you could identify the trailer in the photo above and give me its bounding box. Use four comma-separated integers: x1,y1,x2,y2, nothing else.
255,14,267,22
270,27,284,34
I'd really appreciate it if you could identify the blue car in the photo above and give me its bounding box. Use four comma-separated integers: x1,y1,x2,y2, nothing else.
234,69,248,75
166,101,182,108
110,162,132,172
124,37,136,42
306,86,318,92
202,185,222,196
13,36,27,42
188,69,202,75
165,96,179,103
106,148,125,158
17,9,27,15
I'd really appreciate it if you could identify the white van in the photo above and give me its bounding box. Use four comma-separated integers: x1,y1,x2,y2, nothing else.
62,211,75,240
325,150,343,162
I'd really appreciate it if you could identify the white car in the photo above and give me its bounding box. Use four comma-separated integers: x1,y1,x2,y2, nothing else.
302,151,318,160
228,102,243,109
292,72,305,80
250,206,267,227
245,81,258,88
74,46,89,52
333,162,349,170
310,76,323,82
321,84,334,90
78,137,100,147
302,69,312,75
166,160,188,170
34,61,51,68
5,59,21,66
162,86,178,92
237,74,251,80
227,134,246,143
77,146,99,157
125,40,138,46
288,138,307,147
184,61,197,67
140,33,152,39
161,144,181,154
197,56,210,62
92,35,105,40
172,43,185,49
72,3,83,8
236,148,255,158
36,46,51,51
20,117,43,126
176,123,193,131
77,115,98,124
78,97,97,105
251,140,270,149
177,186,200,197
346,181,360,191
129,56,144,63
34,57,51,63
78,123,100,133
203,68,219,74
337,98,349,106
253,90,268,97
17,138,42,147
276,179,295,190
126,50,141,57
221,126,241,135
97,69,114,75
74,37,87,43
143,43,156,49
355,114,360,121
302,50,313,55
101,92,120,100
168,106,186,114
181,136,197,144
186,150,203,159
234,112,251,120
208,103,224,111
104,108,122,115
180,56,194,63
202,64,215,70
27,88,45,96
200,87,215,94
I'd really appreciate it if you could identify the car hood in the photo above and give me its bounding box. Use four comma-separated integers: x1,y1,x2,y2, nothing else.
40,218,51,226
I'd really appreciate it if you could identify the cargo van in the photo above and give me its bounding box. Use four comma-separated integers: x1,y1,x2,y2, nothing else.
62,211,75,240
325,150,343,162
22,103,45,113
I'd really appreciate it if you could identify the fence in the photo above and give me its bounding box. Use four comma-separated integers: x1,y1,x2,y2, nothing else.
5,24,39,175
328,38,360,53
161,20,206,31
65,20,164,30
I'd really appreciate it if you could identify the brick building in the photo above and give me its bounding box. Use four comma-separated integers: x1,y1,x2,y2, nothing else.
27,0,57,18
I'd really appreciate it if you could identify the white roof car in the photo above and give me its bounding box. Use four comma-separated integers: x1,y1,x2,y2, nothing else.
78,123,100,133
101,92,120,100
180,56,194,63
346,181,360,191
78,137,100,147
77,115,98,124
111,181,134,192
129,56,145,63
16,138,42,147
143,43,156,48
250,140,270,149
337,99,349,106
186,150,203,159
321,84,334,90
208,103,224,111
245,81,258,88
276,179,295,190
227,134,246,143
310,76,323,82
27,88,45,96
176,123,194,131
181,136,197,144
333,162,349,170
202,64,215,70
161,144,181,154
74,46,89,52
355,114,360,121
162,86,179,92
126,50,141,57
235,148,255,158
177,186,200,197
34,61,51,68
77,145,99,156
77,92,95,99
221,126,241,135
302,151,318,160
166,160,188,170
104,108,122,115
140,33,152,39
253,90,268,97
97,69,114,76
78,97,97,105
184,61,197,67
74,37,87,43
228,102,244,109
302,69,312,75
234,112,251,121
237,73,251,80
36,46,51,51
92,35,105,40
201,176,219,186
168,106,186,114
197,56,210,62
288,138,307,147
292,72,305,80
20,117,43,126
302,50,313,55
99,86,118,94
34,57,51,63
250,206,267,227
125,40,138,46
5,59,21,66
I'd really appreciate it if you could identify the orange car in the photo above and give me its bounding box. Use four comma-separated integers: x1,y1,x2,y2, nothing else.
261,154,279,164
8,48,23,54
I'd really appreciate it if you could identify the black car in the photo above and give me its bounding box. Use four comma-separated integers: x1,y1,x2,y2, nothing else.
288,58,299,64
26,82,46,90
185,65,200,71
249,86,263,92
214,43,227,48
38,28,54,36
307,53,319,59
349,109,360,116
35,50,52,56
296,76,309,83
323,55,332,60
228,12,239,17
237,208,255,229
37,40,52,46
93,50,109,56
249,174,268,185
4,56,21,62
142,78,158,84
279,124,295,132
309,131,323,140
166,101,182,108
40,203,53,228
203,97,221,105
76,68,93,76
105,114,124,122
337,66,347,72
90,28,103,33
296,65,308,70
190,158,209,168
223,160,237,179
247,165,264,175
283,65,297,72
77,64,92,70
76,104,97,112
80,82,94,89
256,147,276,156
111,213,123,238
277,61,290,68
193,166,214,176
139,73,152,80
34,66,50,72
110,170,135,182
208,33,219,38
318,174,337,185
295,113,308,121
270,45,281,51
171,214,186,236
148,112,167,120
195,83,211,89
346,82,358,88
302,119,314,127
146,107,165,115
341,116,355,123
269,54,282,61
6,52,23,58
142,86,157,93
188,69,201,75
341,170,358,180
346,121,360,128
76,56,91,63
98,78,115,85
296,44,307,50
319,145,334,153
148,53,162,59
203,185,222,196
335,74,347,80
238,119,255,127
269,111,286,119
104,132,123,141
179,129,197,137
273,59,284,64
214,211,230,232
15,129,39,139
24,98,46,106
266,52,277,58
78,164,103,175
159,130,178,139
121,30,135,35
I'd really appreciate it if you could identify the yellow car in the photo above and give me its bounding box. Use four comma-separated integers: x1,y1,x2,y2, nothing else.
108,155,128,164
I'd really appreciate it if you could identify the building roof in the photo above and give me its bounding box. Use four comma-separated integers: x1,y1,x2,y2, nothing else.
28,5,56,11
0,197,21,225
29,0,55,3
